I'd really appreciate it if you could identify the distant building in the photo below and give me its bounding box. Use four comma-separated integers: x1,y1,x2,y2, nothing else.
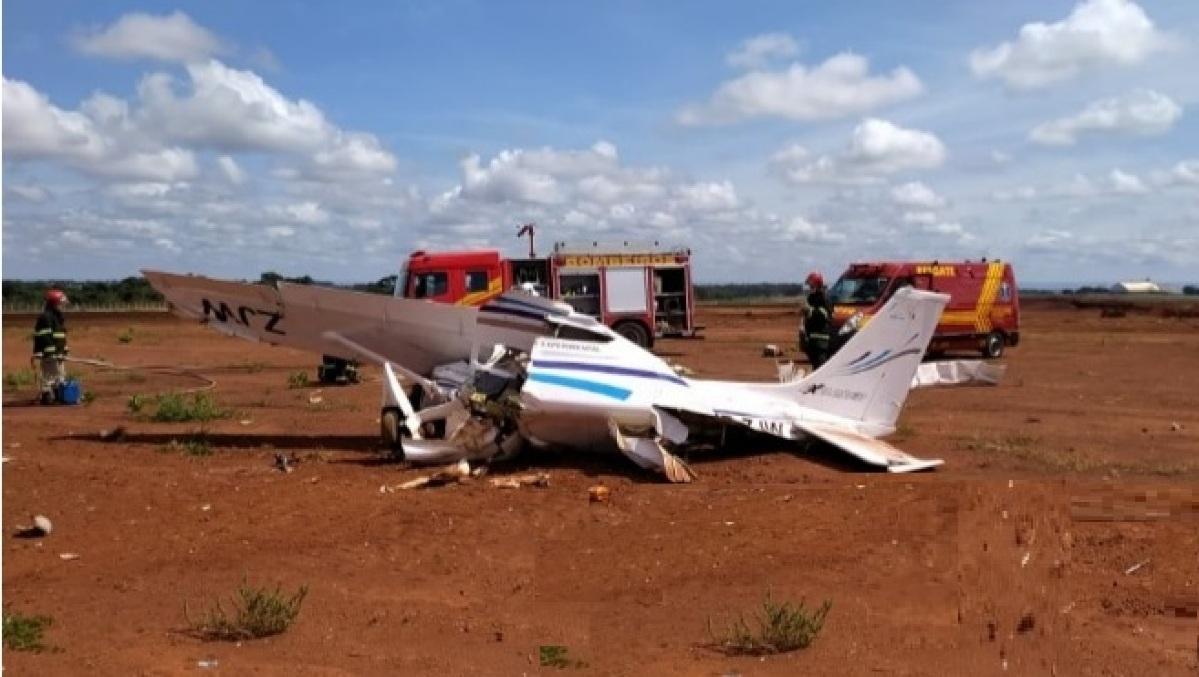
1112,280,1163,294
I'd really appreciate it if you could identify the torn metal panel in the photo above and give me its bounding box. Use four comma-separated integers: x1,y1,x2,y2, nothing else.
911,359,1006,388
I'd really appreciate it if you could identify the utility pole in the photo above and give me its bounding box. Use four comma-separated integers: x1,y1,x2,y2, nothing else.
517,223,536,258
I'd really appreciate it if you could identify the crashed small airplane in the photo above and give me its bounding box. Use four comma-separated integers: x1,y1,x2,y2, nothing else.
145,270,955,482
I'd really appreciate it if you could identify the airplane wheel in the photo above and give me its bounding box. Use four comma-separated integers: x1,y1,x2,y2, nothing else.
614,321,651,348
381,408,405,457
982,331,1005,359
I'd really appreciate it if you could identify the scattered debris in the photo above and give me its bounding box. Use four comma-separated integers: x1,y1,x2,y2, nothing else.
99,426,127,442
1170,421,1182,432
588,485,611,503
14,515,53,539
761,344,782,357
1020,552,1030,568
1016,612,1035,634
239,419,253,426
489,473,550,489
1123,559,1150,576
383,460,473,492
670,362,697,377
197,659,219,670
308,391,323,405
58,552,80,561
273,452,298,474
201,504,212,511
775,361,804,383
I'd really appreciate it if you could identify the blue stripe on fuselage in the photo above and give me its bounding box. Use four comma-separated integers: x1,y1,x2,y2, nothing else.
526,372,632,400
531,360,688,386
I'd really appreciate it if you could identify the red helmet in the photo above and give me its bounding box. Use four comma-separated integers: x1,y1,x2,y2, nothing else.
805,272,824,288
45,289,68,306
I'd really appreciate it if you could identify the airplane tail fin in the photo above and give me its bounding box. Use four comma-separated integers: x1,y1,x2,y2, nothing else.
793,288,948,435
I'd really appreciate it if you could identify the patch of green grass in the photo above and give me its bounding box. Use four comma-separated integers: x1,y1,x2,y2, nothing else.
709,594,831,655
160,436,213,457
117,327,134,344
148,392,229,423
80,391,97,405
186,579,308,641
127,393,150,414
3,369,36,389
287,371,309,389
539,645,587,669
3,610,53,652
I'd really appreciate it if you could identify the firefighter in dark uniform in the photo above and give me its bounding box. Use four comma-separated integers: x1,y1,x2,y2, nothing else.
33,289,69,404
799,272,833,369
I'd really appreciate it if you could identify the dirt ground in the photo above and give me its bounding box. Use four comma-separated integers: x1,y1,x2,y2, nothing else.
3,300,1197,675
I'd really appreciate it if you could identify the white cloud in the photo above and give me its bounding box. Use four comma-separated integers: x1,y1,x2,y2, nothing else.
2,77,199,182
992,168,1160,202
777,216,845,244
726,33,800,69
890,181,946,209
458,151,562,204
5,185,49,202
902,210,939,225
772,119,946,184
970,0,1171,90
1109,168,1148,194
1026,229,1075,251
1167,160,1199,186
217,156,246,184
678,52,922,125
672,181,739,211
3,59,397,186
267,226,296,238
1030,90,1182,145
72,11,223,63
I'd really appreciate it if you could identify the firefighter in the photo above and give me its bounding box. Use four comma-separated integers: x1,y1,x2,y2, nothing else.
799,272,833,369
33,289,70,404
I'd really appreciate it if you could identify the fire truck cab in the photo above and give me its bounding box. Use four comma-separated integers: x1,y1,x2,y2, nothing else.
828,260,1020,358
398,243,698,348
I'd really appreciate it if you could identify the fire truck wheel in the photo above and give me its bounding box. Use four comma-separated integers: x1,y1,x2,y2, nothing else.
982,331,1005,359
380,408,406,458
614,321,651,348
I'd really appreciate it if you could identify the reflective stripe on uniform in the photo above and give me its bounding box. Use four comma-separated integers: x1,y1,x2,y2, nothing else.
52,332,66,338
43,346,57,353
34,328,52,335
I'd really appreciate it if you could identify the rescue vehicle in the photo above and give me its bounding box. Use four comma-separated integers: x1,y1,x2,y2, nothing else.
828,260,1020,358
398,242,698,348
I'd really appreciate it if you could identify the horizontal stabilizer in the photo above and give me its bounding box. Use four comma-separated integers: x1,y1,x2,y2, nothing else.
796,420,943,473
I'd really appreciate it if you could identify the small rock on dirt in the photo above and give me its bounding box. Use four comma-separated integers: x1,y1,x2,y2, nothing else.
1016,612,1035,633
762,344,782,357
99,427,127,441
589,485,611,503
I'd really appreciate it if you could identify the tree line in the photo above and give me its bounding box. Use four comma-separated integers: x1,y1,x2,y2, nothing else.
3,276,1196,309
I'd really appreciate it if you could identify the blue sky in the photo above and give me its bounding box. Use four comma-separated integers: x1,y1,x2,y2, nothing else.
3,1,1197,284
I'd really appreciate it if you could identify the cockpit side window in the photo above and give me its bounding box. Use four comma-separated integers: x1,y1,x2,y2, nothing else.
553,324,613,343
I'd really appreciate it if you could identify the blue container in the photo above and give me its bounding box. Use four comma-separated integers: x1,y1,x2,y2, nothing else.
56,379,83,405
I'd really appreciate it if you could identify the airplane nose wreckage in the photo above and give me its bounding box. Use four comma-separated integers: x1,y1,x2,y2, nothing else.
144,271,960,482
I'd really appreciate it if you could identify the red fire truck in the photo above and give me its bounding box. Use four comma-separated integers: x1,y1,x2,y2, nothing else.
827,259,1020,358
398,243,698,347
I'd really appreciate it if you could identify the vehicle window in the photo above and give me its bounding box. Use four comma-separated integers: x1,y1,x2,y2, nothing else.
554,324,613,343
828,276,890,305
465,270,490,293
411,272,448,299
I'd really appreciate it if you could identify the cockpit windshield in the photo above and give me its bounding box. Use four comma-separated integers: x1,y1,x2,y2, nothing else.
828,276,891,305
